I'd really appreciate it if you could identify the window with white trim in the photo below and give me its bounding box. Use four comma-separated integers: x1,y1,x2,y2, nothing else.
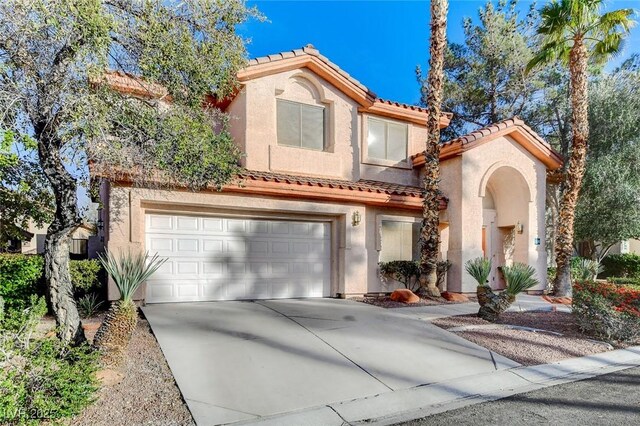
367,117,408,161
380,220,420,262
277,99,325,151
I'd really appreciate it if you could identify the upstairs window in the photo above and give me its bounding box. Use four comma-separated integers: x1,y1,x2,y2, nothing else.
277,99,325,151
380,220,420,262
367,117,408,162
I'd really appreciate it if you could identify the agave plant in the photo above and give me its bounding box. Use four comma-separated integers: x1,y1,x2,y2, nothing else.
93,250,166,364
478,262,539,322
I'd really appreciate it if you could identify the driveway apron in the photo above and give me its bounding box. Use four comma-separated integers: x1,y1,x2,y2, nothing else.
142,299,518,425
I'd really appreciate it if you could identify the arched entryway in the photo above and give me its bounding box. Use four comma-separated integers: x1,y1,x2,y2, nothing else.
480,166,532,289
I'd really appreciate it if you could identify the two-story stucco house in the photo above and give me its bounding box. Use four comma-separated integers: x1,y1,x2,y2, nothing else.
97,45,562,303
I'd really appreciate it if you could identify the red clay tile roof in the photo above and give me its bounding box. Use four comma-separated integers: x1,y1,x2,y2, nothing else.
239,170,448,209
443,117,547,148
375,98,454,120
411,116,563,170
247,44,376,98
245,45,452,119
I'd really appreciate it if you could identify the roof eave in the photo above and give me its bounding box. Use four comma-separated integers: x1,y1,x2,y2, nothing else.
237,55,377,107
412,125,563,170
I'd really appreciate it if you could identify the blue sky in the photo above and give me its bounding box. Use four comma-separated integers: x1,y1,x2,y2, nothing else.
240,0,640,106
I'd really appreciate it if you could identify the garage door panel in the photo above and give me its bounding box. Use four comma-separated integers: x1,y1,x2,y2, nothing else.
145,214,331,303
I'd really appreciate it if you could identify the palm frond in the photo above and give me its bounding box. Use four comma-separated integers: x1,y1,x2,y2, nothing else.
502,263,539,296
526,40,570,73
465,257,492,286
98,250,167,302
538,1,571,36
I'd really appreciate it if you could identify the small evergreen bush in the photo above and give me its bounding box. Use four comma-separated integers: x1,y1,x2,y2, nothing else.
573,281,640,342
69,259,102,297
379,260,421,292
0,254,44,310
602,253,640,278
0,296,99,424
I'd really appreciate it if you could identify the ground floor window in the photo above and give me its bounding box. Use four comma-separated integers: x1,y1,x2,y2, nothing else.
379,220,420,262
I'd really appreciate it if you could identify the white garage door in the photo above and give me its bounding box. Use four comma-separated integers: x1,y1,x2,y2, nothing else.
144,214,331,303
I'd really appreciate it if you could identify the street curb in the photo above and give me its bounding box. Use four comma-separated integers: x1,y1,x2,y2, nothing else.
234,345,640,426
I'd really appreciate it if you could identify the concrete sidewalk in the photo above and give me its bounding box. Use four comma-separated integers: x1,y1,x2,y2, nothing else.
237,346,640,426
394,294,571,321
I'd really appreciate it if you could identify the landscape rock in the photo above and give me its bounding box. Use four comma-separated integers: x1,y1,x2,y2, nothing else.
441,292,470,302
389,289,420,304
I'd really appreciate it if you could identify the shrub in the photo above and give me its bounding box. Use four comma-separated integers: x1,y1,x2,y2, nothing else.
77,293,104,318
573,280,640,342
601,253,640,278
572,258,603,281
379,260,421,292
436,260,452,289
608,277,640,287
0,254,44,310
69,259,102,297
0,296,99,424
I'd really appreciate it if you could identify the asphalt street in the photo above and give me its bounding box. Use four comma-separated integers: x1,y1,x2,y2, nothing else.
399,366,640,426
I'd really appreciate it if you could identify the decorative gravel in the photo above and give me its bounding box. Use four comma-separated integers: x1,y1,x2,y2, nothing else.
432,311,621,366
351,294,478,309
70,317,194,426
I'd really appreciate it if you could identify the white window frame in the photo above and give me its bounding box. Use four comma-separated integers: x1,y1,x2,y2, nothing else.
276,99,326,151
376,215,422,262
363,116,411,168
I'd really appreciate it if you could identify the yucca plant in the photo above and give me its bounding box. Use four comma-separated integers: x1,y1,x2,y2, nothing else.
465,257,492,308
503,263,539,296
93,250,166,364
478,262,539,322
465,257,492,286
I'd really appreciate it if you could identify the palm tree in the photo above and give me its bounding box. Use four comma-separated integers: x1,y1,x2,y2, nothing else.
527,0,635,297
419,0,448,297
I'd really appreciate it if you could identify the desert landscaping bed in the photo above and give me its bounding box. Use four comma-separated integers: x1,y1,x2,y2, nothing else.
432,311,630,366
66,317,194,426
352,294,477,309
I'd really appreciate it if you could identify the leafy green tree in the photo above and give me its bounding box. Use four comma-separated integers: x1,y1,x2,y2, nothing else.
574,66,640,260
527,0,635,296
0,0,261,344
0,133,53,250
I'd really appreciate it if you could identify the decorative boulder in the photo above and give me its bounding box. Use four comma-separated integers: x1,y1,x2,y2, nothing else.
390,289,420,304
441,292,469,302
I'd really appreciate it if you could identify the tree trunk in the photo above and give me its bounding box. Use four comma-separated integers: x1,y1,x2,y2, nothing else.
37,130,85,345
553,38,589,297
419,0,448,298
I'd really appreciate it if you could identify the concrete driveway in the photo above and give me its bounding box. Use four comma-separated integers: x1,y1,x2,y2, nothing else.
142,299,519,425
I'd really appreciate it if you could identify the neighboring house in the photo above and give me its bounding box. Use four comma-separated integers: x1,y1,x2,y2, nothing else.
20,221,98,259
608,239,640,256
95,45,562,302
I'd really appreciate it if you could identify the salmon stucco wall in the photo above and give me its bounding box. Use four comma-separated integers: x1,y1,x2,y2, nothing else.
439,135,547,293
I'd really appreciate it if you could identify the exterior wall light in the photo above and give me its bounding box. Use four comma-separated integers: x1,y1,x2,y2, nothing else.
516,221,524,234
352,211,361,227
